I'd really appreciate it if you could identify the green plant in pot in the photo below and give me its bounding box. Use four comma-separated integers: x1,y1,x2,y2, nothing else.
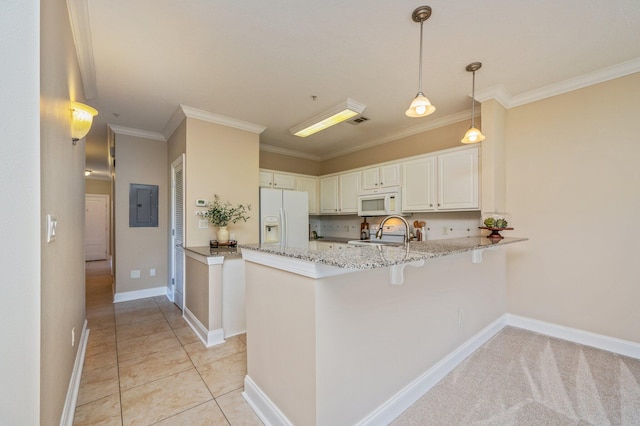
203,194,251,243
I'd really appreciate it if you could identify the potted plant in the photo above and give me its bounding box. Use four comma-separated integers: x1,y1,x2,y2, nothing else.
203,194,251,243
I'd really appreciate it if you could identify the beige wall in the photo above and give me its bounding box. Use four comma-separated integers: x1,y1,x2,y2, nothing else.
505,72,640,343
259,150,322,175
0,0,41,423
185,118,260,246
114,134,169,294
259,119,470,176
39,0,88,423
85,177,111,195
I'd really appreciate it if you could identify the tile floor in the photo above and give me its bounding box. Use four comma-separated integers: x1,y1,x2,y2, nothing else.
74,262,263,425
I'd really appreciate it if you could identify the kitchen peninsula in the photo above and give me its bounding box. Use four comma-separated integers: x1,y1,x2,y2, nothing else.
240,236,527,425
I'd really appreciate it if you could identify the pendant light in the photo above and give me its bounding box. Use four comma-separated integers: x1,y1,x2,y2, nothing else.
461,62,485,144
405,6,436,118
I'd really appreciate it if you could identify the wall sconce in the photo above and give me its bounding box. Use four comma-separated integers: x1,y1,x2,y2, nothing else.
289,98,366,137
71,101,98,145
84,169,92,176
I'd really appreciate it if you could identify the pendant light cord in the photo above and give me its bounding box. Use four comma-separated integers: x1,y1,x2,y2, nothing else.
471,69,476,127
418,20,424,92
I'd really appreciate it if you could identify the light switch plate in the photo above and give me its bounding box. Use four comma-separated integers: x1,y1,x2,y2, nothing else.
47,215,58,243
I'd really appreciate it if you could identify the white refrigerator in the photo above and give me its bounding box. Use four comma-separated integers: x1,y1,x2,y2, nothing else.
260,188,309,248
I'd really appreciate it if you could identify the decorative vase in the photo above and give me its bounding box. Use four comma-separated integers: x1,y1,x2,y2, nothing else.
217,225,230,244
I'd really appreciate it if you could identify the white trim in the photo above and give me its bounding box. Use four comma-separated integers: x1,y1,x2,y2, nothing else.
183,307,225,348
108,124,166,141
243,376,294,426
506,314,640,360
259,144,322,161
66,0,97,99
357,315,508,426
59,320,89,426
113,286,167,303
163,104,267,140
476,58,640,109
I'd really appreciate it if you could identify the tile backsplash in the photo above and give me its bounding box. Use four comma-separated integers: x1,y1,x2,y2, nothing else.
309,211,482,240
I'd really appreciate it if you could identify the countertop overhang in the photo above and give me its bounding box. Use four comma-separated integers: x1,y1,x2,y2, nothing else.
240,236,528,274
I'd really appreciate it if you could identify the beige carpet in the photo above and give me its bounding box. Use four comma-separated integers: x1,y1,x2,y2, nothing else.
392,327,640,425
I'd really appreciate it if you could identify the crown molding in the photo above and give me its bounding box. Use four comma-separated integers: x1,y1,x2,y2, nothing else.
163,104,267,140
476,58,640,109
66,0,98,100
108,124,166,141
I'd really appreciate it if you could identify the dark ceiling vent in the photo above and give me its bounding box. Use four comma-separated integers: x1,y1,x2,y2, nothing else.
347,116,370,125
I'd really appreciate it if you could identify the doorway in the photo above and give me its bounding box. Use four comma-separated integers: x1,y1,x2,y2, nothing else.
170,155,185,309
85,194,109,261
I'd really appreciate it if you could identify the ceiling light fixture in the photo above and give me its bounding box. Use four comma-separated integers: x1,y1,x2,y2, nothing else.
289,98,366,138
71,101,98,144
461,62,486,144
405,6,435,118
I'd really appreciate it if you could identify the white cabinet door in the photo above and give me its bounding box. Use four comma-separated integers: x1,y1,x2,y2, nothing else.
402,156,436,211
437,148,479,210
361,168,380,190
259,171,273,188
338,171,360,213
361,164,400,190
296,176,318,215
320,176,339,214
380,164,401,188
272,173,296,190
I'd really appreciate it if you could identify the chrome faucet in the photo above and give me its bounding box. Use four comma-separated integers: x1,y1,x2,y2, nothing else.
375,215,411,244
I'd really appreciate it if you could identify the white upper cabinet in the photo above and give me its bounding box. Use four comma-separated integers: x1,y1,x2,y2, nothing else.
320,175,339,214
361,163,401,190
296,176,319,215
437,148,479,210
402,147,479,212
320,171,361,214
402,156,436,211
338,171,360,213
259,171,296,190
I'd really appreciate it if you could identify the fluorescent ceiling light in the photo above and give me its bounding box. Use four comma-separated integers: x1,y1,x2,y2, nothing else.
289,98,366,138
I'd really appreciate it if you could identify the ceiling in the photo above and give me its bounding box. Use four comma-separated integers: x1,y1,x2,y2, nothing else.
76,0,640,178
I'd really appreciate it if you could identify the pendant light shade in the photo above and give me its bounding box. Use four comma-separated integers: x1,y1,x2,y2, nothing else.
406,6,436,118
461,62,485,144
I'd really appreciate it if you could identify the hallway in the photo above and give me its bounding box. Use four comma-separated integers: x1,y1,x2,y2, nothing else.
74,261,262,425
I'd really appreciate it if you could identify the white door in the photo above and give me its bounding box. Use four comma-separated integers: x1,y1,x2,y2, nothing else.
85,194,109,261
171,155,185,310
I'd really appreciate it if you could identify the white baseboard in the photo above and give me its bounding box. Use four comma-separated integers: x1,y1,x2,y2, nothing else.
243,376,293,426
183,307,225,348
59,320,89,426
506,314,640,360
113,286,168,303
241,314,640,426
357,315,509,426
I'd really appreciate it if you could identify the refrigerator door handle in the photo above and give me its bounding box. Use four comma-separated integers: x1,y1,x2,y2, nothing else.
280,208,287,246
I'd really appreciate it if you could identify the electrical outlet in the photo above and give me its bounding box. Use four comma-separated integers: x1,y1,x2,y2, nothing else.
199,219,209,229
442,226,449,235
150,268,156,277
458,309,464,325
131,270,140,279
71,327,76,347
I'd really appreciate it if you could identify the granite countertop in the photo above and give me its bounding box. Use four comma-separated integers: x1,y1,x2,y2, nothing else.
308,237,353,244
183,245,242,258
240,236,528,270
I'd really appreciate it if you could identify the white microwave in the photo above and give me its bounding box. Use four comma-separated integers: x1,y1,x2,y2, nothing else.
357,189,402,216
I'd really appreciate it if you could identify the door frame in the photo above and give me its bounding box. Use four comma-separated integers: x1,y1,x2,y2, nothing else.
85,193,110,261
170,154,185,306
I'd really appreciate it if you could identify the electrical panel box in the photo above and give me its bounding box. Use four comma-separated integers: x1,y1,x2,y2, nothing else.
129,183,159,227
